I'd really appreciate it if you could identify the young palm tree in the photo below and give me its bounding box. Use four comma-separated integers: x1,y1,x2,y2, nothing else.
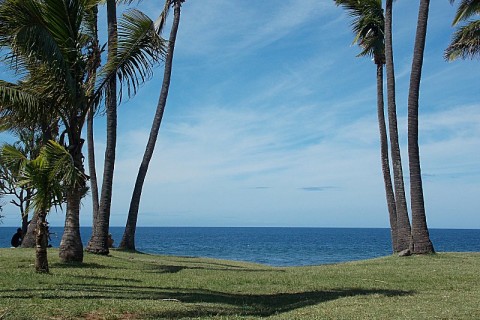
119,0,185,251
334,0,399,252
445,0,480,60
407,0,434,254
0,0,165,262
1,141,85,273
384,0,412,252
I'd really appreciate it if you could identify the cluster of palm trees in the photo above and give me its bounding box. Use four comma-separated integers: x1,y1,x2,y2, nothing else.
0,0,184,272
335,0,478,254
0,0,477,272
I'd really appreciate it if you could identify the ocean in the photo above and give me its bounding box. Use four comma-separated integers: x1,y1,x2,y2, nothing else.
1,227,479,266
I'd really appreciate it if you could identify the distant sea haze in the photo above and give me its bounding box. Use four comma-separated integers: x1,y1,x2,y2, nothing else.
1,227,479,266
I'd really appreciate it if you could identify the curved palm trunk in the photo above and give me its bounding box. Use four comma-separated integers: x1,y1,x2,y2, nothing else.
408,0,434,254
87,0,117,255
35,210,49,273
119,1,182,251
385,0,412,252
376,63,399,252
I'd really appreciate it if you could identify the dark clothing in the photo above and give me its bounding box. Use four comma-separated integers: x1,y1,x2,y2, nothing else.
11,231,22,247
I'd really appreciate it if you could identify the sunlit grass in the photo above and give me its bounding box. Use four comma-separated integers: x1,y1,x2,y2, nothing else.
0,249,478,319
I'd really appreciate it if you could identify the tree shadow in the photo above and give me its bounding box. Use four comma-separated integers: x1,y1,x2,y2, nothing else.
49,262,113,269
0,283,413,318
142,264,286,274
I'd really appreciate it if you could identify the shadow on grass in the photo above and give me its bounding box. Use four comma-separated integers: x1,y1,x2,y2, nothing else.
108,253,285,273
142,264,286,274
0,283,413,318
49,262,112,269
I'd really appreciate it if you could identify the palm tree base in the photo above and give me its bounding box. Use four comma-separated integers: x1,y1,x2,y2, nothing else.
85,245,109,255
412,240,435,254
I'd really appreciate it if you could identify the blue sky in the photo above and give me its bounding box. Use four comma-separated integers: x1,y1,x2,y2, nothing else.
1,0,479,229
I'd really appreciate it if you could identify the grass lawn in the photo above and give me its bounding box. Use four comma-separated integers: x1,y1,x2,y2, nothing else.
0,249,478,319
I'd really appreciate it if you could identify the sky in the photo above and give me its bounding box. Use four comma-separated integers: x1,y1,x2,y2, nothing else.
1,0,479,229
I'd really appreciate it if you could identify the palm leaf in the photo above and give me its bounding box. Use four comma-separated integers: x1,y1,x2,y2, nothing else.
445,19,480,60
335,0,385,63
95,8,166,102
451,0,480,25
0,144,28,176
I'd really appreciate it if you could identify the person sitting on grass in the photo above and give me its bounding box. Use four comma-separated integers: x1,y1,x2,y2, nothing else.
11,228,22,248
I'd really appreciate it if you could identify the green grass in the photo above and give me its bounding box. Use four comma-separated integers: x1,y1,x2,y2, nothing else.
0,249,479,319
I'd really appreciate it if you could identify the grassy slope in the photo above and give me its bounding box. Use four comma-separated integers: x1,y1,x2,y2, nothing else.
0,249,478,319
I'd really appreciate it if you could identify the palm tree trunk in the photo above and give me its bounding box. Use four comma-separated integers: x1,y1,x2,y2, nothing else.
59,188,84,262
86,0,117,255
59,133,85,263
35,210,49,273
408,0,434,254
86,108,100,247
21,211,37,248
376,63,399,252
384,0,412,252
119,0,182,251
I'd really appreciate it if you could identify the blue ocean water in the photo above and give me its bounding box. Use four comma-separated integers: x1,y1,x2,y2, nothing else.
1,227,479,266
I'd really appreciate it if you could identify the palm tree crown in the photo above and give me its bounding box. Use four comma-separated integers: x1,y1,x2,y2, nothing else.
445,0,480,60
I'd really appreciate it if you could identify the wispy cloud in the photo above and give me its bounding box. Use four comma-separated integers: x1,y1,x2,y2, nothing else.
299,186,336,192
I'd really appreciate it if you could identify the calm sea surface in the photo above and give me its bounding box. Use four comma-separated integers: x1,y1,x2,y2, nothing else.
1,227,479,266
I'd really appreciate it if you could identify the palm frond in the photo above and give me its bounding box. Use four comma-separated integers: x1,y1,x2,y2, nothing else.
42,140,86,187
445,19,480,60
452,0,480,25
0,144,28,176
95,8,166,102
335,0,384,63
154,0,173,35
0,0,79,97
0,80,39,112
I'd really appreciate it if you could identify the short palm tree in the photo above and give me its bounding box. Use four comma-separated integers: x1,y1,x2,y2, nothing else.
1,141,85,273
0,129,41,245
445,0,480,60
334,0,400,252
0,0,165,262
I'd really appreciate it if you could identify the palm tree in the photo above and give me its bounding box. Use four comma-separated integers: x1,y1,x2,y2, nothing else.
384,0,412,252
85,3,101,254
0,129,40,245
445,0,480,60
407,0,434,254
86,0,118,255
0,89,60,247
334,0,399,252
0,0,165,262
119,0,185,250
1,141,85,272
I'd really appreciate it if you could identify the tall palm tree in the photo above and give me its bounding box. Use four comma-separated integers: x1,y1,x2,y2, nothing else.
384,0,412,252
86,0,118,255
119,0,185,250
85,3,101,254
407,0,434,254
0,0,165,262
1,141,84,272
445,0,480,60
334,0,399,252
